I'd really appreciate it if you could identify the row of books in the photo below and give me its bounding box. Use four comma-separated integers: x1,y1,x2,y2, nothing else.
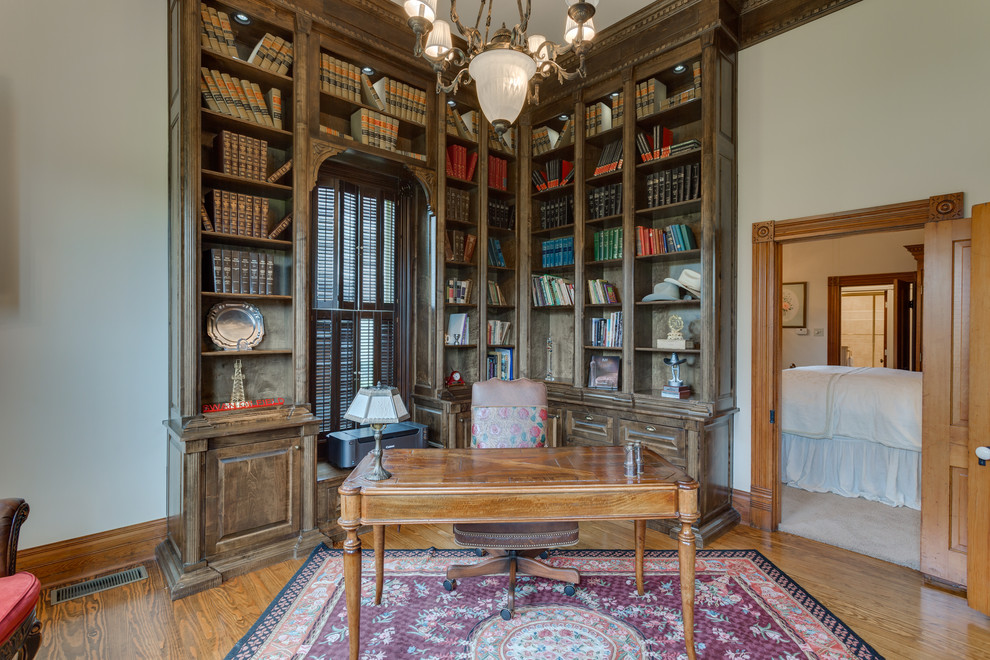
637,130,700,163
635,223,697,256
487,320,512,345
214,130,267,181
487,238,508,268
591,139,623,177
645,163,701,208
350,108,399,151
592,227,623,261
587,279,620,305
636,62,702,119
488,155,509,191
532,275,575,307
487,280,508,305
487,347,515,380
446,107,479,141
588,311,623,348
446,278,472,304
205,190,269,237
446,313,470,345
447,188,472,225
532,121,574,156
446,144,478,181
585,96,623,137
588,183,622,220
539,195,574,229
205,248,279,295
244,33,294,75
200,67,282,129
532,159,573,191
487,199,515,230
541,237,575,268
445,230,478,263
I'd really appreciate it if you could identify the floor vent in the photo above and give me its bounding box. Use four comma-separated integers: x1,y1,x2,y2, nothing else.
49,566,149,605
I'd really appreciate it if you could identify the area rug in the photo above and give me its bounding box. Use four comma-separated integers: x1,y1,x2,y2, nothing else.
226,544,883,659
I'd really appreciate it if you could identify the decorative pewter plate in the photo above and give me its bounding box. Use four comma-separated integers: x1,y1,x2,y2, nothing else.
207,302,265,351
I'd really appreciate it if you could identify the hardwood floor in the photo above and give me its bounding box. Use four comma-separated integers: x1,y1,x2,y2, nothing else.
34,522,990,659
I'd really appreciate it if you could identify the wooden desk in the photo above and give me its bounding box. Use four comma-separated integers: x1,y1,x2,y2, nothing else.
338,446,699,659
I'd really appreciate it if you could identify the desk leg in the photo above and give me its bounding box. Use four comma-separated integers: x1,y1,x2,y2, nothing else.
343,524,362,660
634,519,645,596
374,524,384,605
678,520,697,660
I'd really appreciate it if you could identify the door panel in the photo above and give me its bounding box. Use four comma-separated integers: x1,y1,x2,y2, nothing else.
967,202,989,614
920,214,971,586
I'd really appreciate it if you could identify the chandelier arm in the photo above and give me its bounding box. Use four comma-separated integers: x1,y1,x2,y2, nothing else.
436,66,473,96
449,0,471,43
517,0,530,35
483,0,494,45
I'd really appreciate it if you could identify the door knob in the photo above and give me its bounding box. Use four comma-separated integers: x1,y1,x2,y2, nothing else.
976,446,990,466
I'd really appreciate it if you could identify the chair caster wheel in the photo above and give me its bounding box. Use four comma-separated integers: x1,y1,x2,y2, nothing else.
474,548,485,557
443,579,456,591
500,608,512,621
539,550,549,559
564,584,576,596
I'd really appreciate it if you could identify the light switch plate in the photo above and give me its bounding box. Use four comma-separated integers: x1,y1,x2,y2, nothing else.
796,328,808,335
813,328,825,337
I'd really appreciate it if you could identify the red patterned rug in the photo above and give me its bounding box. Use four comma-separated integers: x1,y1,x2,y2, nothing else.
226,545,883,659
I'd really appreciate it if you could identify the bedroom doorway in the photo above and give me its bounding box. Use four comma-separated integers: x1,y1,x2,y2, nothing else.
750,192,964,534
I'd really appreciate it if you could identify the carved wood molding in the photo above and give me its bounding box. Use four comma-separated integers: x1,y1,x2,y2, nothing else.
773,198,933,242
752,221,774,243
310,140,346,188
740,0,864,49
929,192,964,223
904,243,924,260
407,164,437,212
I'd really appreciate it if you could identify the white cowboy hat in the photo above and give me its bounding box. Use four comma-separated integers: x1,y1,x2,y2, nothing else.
642,281,683,302
664,268,702,298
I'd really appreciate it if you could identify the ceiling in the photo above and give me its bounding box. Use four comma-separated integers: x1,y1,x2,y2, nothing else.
392,1,656,46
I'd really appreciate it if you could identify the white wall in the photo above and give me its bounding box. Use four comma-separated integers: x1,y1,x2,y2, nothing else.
736,0,990,491
0,1,168,547
781,228,923,366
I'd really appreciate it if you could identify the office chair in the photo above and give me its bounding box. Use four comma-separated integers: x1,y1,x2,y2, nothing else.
443,378,580,620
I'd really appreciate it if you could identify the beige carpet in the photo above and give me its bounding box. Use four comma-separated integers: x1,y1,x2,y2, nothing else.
778,485,920,570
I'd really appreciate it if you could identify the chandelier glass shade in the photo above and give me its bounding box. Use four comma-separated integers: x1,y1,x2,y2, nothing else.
403,0,598,134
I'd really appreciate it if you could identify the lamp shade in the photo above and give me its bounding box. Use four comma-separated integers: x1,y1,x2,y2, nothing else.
403,0,436,22
527,34,549,65
564,16,595,44
424,19,452,59
469,48,537,131
343,383,410,425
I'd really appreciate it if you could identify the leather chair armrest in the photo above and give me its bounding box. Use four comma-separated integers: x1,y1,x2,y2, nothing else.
0,499,29,578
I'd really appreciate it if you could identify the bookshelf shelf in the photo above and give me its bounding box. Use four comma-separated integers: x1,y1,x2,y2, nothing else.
634,299,701,307
586,258,623,267
585,124,623,148
444,302,475,308
446,176,478,190
533,183,574,200
202,109,293,147
446,218,477,230
445,132,478,149
201,349,293,357
444,343,479,349
635,97,702,129
634,200,703,220
532,223,576,237
201,231,292,249
635,148,702,172
532,264,575,274
200,48,293,91
201,291,292,301
585,302,622,308
487,224,515,235
201,170,293,199
318,90,425,134
586,169,624,185
633,248,701,261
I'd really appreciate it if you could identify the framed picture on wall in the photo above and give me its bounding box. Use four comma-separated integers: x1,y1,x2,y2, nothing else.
782,282,807,328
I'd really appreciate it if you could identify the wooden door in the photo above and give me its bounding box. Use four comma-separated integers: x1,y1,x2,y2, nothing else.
920,213,971,588
967,202,989,614
892,276,913,370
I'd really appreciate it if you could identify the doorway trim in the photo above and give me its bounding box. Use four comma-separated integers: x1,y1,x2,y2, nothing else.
749,192,964,531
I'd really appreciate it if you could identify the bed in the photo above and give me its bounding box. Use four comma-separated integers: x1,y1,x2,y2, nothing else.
780,365,922,509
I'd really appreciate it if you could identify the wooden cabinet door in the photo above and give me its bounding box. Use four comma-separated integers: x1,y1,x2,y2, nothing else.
618,417,687,470
204,437,301,557
563,409,614,447
920,213,971,588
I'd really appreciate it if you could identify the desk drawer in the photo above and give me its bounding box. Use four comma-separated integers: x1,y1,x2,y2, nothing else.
618,417,686,468
563,410,613,446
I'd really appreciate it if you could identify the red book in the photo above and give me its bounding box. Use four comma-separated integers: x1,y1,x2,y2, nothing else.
465,150,478,181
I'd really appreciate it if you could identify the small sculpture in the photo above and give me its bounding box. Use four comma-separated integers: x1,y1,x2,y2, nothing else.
230,359,246,406
545,337,555,381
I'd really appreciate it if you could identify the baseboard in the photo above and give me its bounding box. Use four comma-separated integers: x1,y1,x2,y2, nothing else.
732,489,752,526
17,518,166,588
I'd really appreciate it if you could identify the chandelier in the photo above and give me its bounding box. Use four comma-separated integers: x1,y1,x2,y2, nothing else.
402,0,598,136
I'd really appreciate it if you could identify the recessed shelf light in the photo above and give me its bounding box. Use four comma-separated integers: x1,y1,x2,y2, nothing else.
673,64,686,73
232,13,251,25
558,114,569,121
447,99,457,107
361,66,375,76
610,92,619,98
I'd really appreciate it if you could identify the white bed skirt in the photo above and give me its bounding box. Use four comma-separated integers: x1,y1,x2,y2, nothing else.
781,433,921,510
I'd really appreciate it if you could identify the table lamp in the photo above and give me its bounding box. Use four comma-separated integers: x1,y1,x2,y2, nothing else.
343,383,410,481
